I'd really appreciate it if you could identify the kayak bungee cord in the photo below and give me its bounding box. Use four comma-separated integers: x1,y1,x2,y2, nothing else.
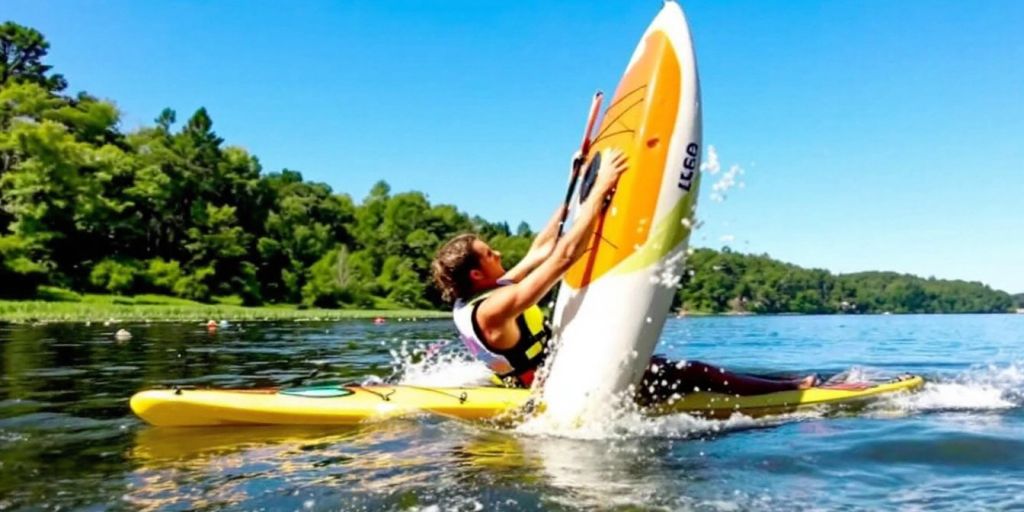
398,385,470,404
588,84,647,147
350,386,395,402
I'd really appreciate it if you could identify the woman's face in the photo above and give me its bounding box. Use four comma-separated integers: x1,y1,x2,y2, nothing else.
470,239,505,282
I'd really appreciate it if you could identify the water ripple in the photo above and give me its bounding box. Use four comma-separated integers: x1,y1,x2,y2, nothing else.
0,315,1021,510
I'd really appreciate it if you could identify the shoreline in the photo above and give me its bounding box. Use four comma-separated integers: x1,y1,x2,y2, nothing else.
0,298,449,324
3,300,1015,325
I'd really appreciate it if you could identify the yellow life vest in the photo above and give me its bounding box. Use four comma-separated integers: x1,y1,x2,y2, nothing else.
452,289,551,387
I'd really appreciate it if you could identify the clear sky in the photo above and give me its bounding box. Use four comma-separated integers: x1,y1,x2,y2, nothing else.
6,1,1023,293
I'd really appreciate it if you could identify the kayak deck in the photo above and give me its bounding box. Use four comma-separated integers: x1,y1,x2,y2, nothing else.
130,376,924,427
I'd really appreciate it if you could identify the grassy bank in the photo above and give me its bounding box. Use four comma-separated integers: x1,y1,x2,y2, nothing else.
0,291,448,324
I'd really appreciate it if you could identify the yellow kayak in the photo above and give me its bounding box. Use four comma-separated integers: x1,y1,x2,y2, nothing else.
130,375,923,427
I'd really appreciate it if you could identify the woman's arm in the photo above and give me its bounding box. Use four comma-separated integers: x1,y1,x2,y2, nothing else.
478,149,629,344
499,205,564,283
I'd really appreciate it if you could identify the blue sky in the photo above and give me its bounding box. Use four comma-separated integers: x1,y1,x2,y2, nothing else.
6,1,1023,293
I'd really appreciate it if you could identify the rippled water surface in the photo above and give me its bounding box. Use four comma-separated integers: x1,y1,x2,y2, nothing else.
1,315,1023,510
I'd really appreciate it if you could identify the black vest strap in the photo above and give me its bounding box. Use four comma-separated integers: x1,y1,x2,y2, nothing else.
468,293,551,386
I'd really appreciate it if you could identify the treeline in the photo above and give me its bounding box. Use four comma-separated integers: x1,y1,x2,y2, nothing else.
0,22,532,308
1014,294,1024,309
0,22,1015,314
678,248,1014,314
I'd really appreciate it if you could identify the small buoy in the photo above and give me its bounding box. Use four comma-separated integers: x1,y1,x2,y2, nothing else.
207,320,218,331
219,320,230,328
373,317,386,325
115,329,132,341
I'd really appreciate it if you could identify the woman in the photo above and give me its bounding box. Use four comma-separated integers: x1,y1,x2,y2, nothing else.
431,148,814,400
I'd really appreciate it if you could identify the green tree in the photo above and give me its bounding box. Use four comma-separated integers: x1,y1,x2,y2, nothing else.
516,221,533,238
89,259,141,294
257,170,354,302
677,250,1012,315
184,203,255,302
0,115,93,285
142,258,182,294
302,246,374,308
0,234,45,296
0,22,66,91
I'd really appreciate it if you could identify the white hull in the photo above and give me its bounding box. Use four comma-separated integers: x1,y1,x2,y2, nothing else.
542,2,702,424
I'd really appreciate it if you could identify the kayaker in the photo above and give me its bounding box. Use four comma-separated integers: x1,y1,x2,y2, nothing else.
430,148,815,401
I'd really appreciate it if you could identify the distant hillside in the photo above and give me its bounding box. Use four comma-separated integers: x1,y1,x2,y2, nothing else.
677,248,1014,315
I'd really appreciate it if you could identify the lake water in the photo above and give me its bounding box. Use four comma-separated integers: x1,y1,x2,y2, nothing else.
1,314,1022,510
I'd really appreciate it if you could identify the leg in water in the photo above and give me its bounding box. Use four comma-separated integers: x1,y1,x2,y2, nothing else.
639,357,817,404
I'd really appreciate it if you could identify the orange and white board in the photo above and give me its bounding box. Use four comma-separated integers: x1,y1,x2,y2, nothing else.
542,1,703,424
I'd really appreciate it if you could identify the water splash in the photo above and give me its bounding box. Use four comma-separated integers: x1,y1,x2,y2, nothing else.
385,337,1024,442
699,145,746,203
710,164,745,203
823,365,890,385
389,339,495,387
524,362,1022,440
875,362,1024,414
701,145,720,175
515,396,821,441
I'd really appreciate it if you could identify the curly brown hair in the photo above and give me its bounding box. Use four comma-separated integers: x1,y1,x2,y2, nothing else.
431,234,481,304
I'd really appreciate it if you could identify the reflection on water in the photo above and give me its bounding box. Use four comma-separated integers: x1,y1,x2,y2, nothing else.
1,315,1023,510
125,419,705,510
127,422,444,510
